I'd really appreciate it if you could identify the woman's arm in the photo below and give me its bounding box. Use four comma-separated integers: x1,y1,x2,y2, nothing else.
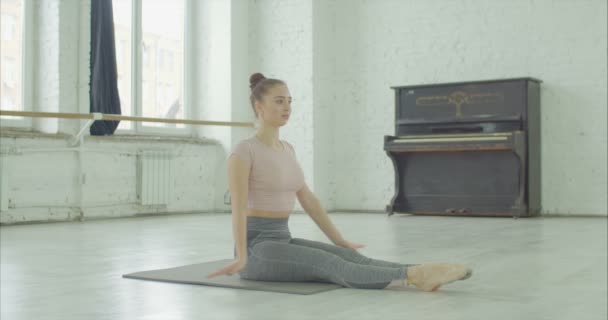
229,154,250,262
207,154,250,278
296,183,346,245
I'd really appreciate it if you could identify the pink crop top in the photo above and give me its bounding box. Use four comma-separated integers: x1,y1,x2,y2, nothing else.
230,136,306,212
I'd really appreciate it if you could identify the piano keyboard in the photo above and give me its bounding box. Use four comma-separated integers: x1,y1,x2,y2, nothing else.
392,132,514,143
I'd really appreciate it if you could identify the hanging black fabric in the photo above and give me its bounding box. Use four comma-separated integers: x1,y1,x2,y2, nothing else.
89,0,121,135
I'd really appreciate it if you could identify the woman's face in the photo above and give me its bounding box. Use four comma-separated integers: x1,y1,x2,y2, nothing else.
256,84,292,127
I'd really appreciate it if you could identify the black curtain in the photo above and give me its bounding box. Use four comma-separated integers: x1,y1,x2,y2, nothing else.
89,0,121,135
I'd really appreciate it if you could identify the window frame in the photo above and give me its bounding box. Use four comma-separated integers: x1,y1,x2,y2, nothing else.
0,0,34,129
115,0,194,137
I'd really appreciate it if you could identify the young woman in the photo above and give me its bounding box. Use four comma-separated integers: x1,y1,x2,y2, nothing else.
207,73,472,291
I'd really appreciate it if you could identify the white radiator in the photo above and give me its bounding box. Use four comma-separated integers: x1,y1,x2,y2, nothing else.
137,150,172,205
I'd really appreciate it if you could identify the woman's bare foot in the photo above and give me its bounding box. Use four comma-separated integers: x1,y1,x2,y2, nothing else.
406,263,473,292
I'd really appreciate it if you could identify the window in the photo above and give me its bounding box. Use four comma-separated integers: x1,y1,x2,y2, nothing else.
1,13,16,41
2,58,16,88
113,0,190,133
0,0,32,124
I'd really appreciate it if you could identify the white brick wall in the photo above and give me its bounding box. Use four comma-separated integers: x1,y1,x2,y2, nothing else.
1,0,605,224
329,0,607,215
312,0,338,208
251,0,607,216
0,135,222,224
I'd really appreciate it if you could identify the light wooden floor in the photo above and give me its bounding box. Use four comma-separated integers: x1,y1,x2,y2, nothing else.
1,213,606,320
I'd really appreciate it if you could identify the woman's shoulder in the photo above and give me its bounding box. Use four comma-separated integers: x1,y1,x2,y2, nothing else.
231,137,256,161
234,136,256,147
232,139,249,150
281,139,296,154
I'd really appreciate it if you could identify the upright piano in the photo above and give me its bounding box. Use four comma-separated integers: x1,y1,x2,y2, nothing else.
384,78,541,218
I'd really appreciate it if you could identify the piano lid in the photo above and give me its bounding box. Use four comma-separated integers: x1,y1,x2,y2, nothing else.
390,77,542,90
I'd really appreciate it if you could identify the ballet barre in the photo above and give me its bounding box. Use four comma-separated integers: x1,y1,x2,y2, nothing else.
0,110,255,146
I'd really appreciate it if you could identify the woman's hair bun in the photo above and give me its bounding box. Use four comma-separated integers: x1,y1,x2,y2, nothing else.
249,72,266,90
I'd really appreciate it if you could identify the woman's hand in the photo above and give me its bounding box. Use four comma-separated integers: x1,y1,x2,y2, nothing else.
207,259,247,278
336,239,365,251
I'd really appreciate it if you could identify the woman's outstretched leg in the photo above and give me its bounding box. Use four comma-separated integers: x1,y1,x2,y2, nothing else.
289,237,417,268
289,237,473,292
239,240,407,289
239,239,473,291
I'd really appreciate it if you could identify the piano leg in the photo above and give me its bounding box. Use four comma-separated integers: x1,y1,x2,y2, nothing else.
385,149,402,217
385,204,395,216
512,132,527,219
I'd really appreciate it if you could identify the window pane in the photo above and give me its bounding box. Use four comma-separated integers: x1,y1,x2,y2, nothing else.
113,0,132,130
141,0,184,128
1,0,23,120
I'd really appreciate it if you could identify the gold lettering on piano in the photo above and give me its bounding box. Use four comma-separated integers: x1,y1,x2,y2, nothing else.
416,91,504,116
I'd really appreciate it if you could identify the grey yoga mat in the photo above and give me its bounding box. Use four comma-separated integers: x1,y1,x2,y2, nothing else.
123,259,343,295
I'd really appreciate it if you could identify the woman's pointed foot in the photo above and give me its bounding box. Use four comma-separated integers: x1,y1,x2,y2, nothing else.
406,263,472,292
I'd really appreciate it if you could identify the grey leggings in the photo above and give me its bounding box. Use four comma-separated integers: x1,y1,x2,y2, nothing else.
235,216,415,289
